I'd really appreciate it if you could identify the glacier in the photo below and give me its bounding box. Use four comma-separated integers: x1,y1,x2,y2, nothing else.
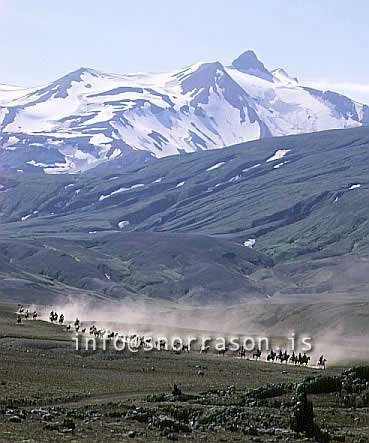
0,50,368,174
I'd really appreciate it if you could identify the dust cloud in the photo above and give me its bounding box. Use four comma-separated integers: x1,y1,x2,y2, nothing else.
30,295,369,365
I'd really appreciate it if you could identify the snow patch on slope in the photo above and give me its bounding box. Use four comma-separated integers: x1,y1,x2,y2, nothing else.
99,184,144,201
118,220,130,229
349,184,361,190
266,149,290,162
206,162,225,172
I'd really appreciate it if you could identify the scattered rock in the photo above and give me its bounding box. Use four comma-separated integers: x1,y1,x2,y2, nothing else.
44,422,61,431
8,415,21,423
42,413,53,422
63,417,76,431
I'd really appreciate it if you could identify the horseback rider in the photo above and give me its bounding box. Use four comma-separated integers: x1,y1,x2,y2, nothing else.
318,355,326,369
59,314,64,324
33,310,38,320
301,352,310,366
17,314,22,324
267,348,276,361
253,348,261,359
49,310,54,322
25,310,29,320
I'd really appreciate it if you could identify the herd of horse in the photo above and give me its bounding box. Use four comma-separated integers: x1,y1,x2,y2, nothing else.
249,347,325,368
217,346,326,368
16,304,38,323
16,306,327,369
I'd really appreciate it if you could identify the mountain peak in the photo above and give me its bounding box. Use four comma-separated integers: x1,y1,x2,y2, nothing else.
176,61,227,94
272,68,298,84
231,50,273,81
21,67,101,103
62,67,100,81
1,53,368,175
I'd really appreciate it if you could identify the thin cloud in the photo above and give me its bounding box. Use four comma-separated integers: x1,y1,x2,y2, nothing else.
304,80,369,105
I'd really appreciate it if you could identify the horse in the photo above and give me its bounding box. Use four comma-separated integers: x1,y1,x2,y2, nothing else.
32,311,38,320
17,314,22,324
217,348,227,356
156,339,167,351
299,353,310,366
58,314,64,324
267,350,276,362
49,311,58,322
275,350,285,362
290,352,298,365
182,344,190,353
200,346,209,354
253,348,262,360
317,355,327,370
94,329,104,338
278,351,290,363
142,337,152,349
24,310,29,320
239,347,247,359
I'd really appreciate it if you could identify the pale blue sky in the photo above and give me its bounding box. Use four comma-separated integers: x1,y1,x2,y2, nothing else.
1,0,369,102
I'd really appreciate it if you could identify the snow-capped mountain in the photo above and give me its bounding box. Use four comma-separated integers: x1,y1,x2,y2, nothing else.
1,50,368,174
